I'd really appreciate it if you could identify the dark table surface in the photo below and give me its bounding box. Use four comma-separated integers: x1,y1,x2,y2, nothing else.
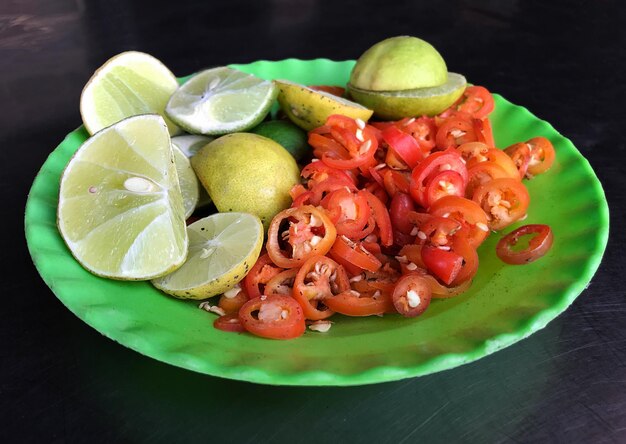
6,0,626,442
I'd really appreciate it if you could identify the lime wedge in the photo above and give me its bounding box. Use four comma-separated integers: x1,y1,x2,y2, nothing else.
80,51,181,136
171,134,213,158
275,80,373,131
57,115,188,280
171,135,213,208
165,67,277,135
152,212,264,299
347,72,467,120
171,143,199,219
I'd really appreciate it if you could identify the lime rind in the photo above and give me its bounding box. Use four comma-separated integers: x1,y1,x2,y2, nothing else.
165,67,278,135
349,72,466,98
57,114,188,280
349,36,448,91
277,79,369,109
348,72,467,119
151,212,264,299
191,133,300,230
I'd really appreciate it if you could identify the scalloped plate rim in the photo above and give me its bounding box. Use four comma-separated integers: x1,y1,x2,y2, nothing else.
24,58,609,386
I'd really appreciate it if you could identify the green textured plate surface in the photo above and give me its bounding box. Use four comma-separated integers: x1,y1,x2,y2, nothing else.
25,59,609,386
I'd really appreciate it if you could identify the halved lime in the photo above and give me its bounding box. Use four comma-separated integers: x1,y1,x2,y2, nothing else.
152,212,264,299
80,51,181,135
347,72,467,119
275,80,373,131
171,143,199,219
349,36,448,91
165,67,277,135
171,134,213,208
171,134,213,158
190,133,300,230
57,114,188,280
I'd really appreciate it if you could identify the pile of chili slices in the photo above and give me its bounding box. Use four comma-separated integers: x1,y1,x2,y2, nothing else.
211,86,556,340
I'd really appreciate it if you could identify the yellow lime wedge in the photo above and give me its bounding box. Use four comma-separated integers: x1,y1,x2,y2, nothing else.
275,79,373,131
80,51,181,136
57,114,188,280
152,212,263,299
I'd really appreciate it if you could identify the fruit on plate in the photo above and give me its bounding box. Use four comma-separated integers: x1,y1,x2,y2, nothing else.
171,135,213,208
57,114,188,280
275,79,373,131
349,36,448,91
80,51,181,136
171,143,200,219
165,67,277,135
151,212,263,299
348,72,467,120
249,120,310,161
191,133,300,230
171,134,213,158
347,36,467,118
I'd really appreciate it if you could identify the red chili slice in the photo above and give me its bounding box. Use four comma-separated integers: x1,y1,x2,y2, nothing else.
410,148,468,208
381,169,411,197
330,235,382,273
452,85,495,119
293,255,350,320
214,314,246,333
363,189,393,247
243,253,284,299
404,116,438,153
309,115,379,170
325,290,394,317
472,178,530,231
392,274,432,317
428,195,490,248
218,290,249,314
424,169,467,206
381,125,423,168
526,137,556,177
239,295,306,340
504,142,531,179
436,117,478,150
421,244,464,285
322,188,371,239
267,205,337,268
496,224,554,265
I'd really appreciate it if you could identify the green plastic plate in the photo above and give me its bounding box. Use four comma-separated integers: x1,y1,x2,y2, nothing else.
25,59,609,386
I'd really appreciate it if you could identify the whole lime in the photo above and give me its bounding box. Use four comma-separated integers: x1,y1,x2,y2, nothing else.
350,36,448,91
249,120,310,162
191,133,300,230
